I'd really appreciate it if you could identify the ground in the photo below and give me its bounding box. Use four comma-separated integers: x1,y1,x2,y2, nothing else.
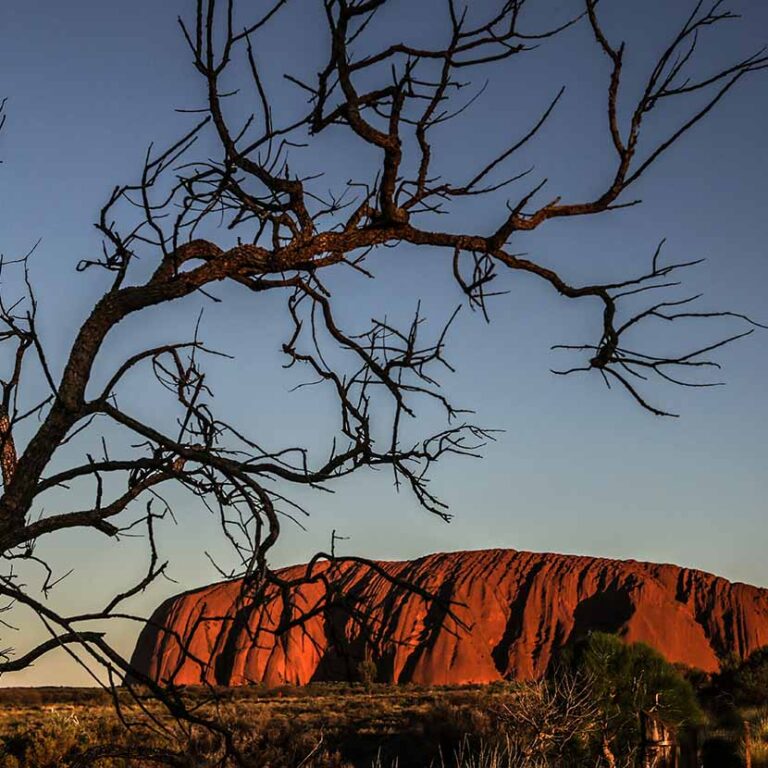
0,683,764,767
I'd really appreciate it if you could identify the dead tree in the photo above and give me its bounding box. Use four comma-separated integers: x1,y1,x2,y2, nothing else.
0,0,765,763
494,671,601,762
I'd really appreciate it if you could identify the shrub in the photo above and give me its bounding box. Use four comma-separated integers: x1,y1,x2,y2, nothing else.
357,660,378,689
559,631,704,760
565,632,703,724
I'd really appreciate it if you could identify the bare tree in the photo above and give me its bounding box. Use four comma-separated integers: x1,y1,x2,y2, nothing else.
492,671,602,765
0,0,765,763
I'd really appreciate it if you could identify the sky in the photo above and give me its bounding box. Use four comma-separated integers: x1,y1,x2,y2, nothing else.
0,0,766,686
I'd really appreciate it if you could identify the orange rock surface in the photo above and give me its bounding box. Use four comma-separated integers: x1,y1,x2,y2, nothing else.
130,549,768,687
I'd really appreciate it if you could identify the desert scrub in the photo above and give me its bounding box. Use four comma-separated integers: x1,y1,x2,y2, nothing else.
0,709,86,768
0,686,509,767
0,682,735,767
746,708,768,768
358,661,379,690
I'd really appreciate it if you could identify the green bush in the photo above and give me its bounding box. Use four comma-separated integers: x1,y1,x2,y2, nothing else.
559,631,704,759
565,632,703,724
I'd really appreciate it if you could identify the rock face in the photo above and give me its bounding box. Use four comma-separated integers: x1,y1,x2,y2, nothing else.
130,549,768,687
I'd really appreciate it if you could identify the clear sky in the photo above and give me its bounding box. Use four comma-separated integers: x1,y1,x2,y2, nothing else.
0,0,766,685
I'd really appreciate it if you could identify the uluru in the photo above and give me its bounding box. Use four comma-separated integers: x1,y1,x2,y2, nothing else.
130,549,768,688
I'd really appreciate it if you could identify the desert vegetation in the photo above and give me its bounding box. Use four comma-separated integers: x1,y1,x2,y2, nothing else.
1,636,766,767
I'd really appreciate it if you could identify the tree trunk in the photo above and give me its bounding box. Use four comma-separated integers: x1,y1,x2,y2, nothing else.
641,711,677,768
744,720,752,768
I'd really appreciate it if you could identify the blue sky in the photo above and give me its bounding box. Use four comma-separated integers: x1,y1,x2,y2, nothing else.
0,0,766,685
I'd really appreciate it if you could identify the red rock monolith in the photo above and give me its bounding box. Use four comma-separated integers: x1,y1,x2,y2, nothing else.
129,549,768,687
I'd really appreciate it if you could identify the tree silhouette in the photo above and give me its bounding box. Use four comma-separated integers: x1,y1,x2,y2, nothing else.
0,0,765,763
